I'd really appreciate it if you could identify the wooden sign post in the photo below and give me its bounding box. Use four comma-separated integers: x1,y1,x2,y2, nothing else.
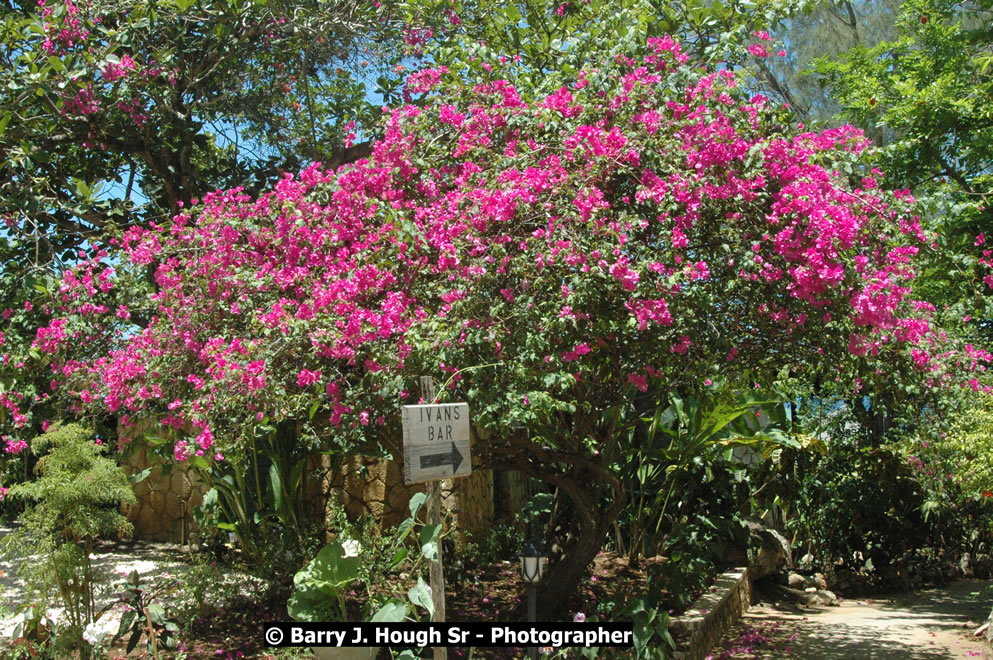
402,377,476,660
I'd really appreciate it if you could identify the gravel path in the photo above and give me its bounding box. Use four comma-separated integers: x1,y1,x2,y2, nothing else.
0,526,201,640
712,579,993,659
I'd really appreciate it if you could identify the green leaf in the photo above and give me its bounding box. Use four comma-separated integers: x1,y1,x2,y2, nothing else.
115,610,137,642
269,463,285,519
309,541,361,587
288,581,334,622
419,523,441,546
408,492,427,518
408,577,435,617
389,546,409,569
371,599,409,623
126,627,142,654
46,55,66,73
130,467,153,485
632,610,654,657
146,603,165,626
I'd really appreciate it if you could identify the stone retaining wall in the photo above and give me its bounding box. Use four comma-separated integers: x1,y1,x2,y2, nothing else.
670,567,752,660
331,439,525,536
330,454,424,528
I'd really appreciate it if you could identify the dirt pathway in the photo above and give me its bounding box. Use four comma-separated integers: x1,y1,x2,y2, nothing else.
710,579,993,659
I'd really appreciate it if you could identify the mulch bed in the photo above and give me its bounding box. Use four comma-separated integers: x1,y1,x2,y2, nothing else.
161,552,672,659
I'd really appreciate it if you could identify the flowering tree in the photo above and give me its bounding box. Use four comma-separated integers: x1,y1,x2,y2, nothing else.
0,0,408,276
2,31,981,610
0,0,414,499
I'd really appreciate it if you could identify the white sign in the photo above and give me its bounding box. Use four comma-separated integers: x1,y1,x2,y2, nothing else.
402,403,471,485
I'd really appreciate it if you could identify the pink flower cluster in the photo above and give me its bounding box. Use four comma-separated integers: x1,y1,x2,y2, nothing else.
39,0,89,54
406,67,448,95
102,54,138,82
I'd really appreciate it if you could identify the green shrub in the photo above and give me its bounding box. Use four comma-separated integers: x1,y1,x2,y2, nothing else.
1,423,135,657
792,437,926,573
906,395,993,557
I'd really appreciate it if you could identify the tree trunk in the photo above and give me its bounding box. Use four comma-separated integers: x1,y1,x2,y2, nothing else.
536,502,621,616
518,455,625,618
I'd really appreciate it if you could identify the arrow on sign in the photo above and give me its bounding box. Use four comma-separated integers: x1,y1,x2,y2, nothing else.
419,443,464,473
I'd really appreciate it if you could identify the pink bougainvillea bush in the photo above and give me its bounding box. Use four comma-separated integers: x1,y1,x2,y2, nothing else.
2,34,985,607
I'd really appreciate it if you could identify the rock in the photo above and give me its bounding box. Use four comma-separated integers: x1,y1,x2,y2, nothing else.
788,572,808,589
881,565,901,584
744,518,792,580
961,553,975,578
813,572,828,590
973,554,993,580
798,588,838,607
833,568,856,594
770,585,839,607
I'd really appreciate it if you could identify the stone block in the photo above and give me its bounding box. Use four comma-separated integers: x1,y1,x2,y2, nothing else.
388,486,409,513
137,505,160,537
345,500,366,521
165,492,185,520
743,518,790,580
170,469,190,496
134,477,151,498
363,478,386,504
346,478,365,502
367,500,385,521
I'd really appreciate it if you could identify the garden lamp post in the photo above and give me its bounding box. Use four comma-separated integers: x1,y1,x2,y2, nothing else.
519,536,546,660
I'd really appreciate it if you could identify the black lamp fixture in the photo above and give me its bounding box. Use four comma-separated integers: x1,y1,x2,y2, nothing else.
519,536,546,585
519,535,547,660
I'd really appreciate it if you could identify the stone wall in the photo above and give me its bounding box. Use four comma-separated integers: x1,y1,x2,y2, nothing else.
443,468,493,535
670,567,752,660
122,418,525,542
330,454,425,529
330,446,524,535
493,468,528,523
122,444,207,543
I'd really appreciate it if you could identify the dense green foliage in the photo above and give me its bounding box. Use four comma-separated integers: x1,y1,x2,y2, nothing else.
2,423,135,656
814,0,993,330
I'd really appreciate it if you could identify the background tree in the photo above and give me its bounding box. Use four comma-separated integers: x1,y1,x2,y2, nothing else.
0,0,405,271
417,0,814,85
755,0,903,127
812,0,993,336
